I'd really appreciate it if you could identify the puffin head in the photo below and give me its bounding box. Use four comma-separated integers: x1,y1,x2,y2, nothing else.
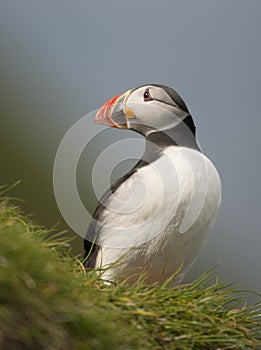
95,84,195,138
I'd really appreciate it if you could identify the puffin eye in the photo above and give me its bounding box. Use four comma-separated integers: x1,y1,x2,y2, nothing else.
143,89,153,101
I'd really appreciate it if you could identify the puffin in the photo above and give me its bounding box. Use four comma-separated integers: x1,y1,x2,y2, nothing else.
84,84,221,285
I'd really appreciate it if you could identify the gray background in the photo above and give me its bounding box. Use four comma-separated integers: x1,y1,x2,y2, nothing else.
1,1,260,300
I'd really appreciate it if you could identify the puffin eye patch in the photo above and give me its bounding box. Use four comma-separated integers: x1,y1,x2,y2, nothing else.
143,88,153,102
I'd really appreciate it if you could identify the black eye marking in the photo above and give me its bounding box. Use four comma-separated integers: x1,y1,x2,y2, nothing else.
143,88,153,102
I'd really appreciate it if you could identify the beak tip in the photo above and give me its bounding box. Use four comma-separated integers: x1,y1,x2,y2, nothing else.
94,115,101,125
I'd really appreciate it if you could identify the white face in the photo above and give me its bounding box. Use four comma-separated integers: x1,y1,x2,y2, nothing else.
124,85,189,133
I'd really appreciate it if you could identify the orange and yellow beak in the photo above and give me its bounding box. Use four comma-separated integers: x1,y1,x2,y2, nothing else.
95,90,134,128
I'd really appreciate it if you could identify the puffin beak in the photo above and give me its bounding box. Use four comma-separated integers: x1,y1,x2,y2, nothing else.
95,90,133,129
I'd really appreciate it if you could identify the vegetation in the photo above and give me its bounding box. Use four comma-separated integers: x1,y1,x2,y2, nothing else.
0,185,260,349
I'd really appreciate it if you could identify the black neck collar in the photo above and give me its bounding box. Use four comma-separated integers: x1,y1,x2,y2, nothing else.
146,115,199,149
131,115,200,169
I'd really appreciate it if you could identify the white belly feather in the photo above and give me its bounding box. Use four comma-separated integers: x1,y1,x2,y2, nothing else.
94,146,221,284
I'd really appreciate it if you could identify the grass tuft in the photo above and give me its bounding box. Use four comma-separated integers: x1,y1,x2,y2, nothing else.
0,190,260,349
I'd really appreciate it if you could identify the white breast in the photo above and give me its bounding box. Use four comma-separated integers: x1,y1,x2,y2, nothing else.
94,146,221,284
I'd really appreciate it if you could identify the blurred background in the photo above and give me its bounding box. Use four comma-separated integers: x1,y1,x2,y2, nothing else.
1,1,260,300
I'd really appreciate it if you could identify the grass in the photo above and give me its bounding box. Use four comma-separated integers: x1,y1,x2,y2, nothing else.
0,184,260,349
